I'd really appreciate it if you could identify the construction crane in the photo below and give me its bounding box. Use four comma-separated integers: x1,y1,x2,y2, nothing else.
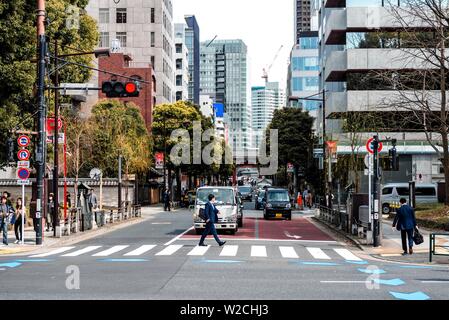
262,45,284,84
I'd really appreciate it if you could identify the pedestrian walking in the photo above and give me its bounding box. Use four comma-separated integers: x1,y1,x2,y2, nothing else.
46,193,55,232
0,195,15,245
306,189,313,209
163,188,171,211
14,198,25,244
198,194,226,247
392,198,417,255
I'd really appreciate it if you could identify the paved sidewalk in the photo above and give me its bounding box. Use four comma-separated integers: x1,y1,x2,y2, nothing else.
0,204,169,256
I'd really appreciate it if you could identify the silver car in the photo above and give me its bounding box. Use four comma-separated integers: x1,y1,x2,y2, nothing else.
381,183,438,214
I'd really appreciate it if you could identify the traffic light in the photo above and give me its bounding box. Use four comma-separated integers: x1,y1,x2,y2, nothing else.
7,137,14,162
389,147,399,171
102,80,140,98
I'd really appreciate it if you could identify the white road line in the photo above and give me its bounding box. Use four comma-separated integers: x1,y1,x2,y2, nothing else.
164,227,194,246
251,245,267,257
321,281,367,284
421,281,449,284
92,245,130,257
62,246,102,257
174,237,337,243
333,248,362,261
307,247,331,260
124,245,157,256
220,245,239,257
279,246,299,259
30,247,75,258
155,245,183,256
187,245,211,256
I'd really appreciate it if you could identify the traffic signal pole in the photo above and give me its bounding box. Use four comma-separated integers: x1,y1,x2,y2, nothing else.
53,38,60,237
35,0,46,245
372,135,381,247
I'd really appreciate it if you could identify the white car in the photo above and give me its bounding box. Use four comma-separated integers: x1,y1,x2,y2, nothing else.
381,183,438,214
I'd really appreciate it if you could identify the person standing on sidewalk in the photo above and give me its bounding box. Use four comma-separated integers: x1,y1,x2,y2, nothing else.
46,193,55,232
0,196,14,246
14,198,25,244
198,194,226,247
2,191,12,206
392,198,417,255
163,188,171,212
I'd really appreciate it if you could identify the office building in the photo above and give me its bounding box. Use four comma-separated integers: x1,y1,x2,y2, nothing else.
184,15,200,105
174,23,189,101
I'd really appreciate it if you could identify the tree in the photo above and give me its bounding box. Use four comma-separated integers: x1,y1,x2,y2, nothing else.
0,0,98,167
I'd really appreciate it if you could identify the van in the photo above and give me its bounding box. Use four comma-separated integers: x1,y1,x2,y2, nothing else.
192,186,242,235
381,183,438,214
263,188,292,220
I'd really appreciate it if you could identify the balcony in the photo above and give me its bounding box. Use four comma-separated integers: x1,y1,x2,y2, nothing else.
325,0,345,7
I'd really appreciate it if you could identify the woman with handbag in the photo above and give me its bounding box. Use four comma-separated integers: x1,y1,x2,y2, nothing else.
14,198,25,244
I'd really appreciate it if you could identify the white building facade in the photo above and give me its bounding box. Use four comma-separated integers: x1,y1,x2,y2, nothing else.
174,23,189,101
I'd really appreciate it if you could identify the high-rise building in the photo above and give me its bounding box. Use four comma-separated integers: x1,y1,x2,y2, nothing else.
174,23,189,101
251,82,285,150
200,40,250,155
184,15,200,105
86,0,175,105
294,0,320,43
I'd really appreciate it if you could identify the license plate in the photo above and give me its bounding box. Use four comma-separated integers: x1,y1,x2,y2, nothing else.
276,213,282,218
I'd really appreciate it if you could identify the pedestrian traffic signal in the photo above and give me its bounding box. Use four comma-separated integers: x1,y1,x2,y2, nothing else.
102,80,140,98
389,147,399,171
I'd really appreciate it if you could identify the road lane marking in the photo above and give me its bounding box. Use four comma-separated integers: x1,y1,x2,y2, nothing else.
152,222,172,225
334,248,362,261
124,245,156,256
219,245,239,257
251,245,267,257
164,227,194,246
62,246,102,257
307,247,331,260
358,268,386,274
300,262,339,266
421,281,449,283
175,237,337,243
30,247,75,257
321,281,366,284
100,259,149,262
187,245,210,256
196,259,242,264
155,245,183,256
279,246,299,259
93,245,130,257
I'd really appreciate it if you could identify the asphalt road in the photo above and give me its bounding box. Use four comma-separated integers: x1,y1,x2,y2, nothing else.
0,199,448,300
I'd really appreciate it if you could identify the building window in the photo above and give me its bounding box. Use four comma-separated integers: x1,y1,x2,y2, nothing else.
176,59,182,70
151,56,155,68
99,8,109,23
116,32,127,48
176,44,182,53
176,91,183,101
151,8,155,23
151,32,155,47
116,8,127,24
99,32,109,48
176,75,182,86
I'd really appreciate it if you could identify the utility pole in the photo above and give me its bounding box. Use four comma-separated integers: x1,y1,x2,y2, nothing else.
118,155,122,215
372,135,381,247
53,38,60,237
35,0,46,245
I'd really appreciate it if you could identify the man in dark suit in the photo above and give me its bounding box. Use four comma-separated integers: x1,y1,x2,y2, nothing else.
393,198,417,255
199,194,226,247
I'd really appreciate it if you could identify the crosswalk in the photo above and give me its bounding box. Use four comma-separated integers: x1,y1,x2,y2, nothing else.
29,244,364,262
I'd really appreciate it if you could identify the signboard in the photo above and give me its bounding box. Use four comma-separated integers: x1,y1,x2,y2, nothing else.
155,152,164,169
366,138,383,154
17,135,30,147
313,148,324,158
17,180,31,185
17,149,30,161
46,133,65,144
17,167,30,180
46,117,63,132
17,161,30,168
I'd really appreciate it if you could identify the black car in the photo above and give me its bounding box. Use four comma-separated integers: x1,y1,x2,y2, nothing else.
263,188,292,220
237,185,253,201
255,190,266,210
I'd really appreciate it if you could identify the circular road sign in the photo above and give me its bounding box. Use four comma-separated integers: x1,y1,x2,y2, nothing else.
17,135,31,147
17,149,30,161
366,138,383,154
17,168,30,180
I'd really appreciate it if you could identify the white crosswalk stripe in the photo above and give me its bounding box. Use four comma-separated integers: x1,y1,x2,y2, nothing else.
220,245,239,257
155,245,183,256
251,245,267,257
333,248,363,261
279,246,299,259
30,247,75,258
124,245,156,256
62,246,102,257
187,245,211,256
306,247,331,260
93,245,130,257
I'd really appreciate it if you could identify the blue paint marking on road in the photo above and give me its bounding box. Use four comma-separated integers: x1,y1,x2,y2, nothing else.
100,259,149,262
15,259,52,263
396,265,434,269
374,278,405,286
0,262,22,268
345,260,368,265
199,259,243,264
358,268,386,274
390,291,430,300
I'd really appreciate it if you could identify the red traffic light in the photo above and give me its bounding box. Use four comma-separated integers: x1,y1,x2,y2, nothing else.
125,82,137,94
102,80,140,98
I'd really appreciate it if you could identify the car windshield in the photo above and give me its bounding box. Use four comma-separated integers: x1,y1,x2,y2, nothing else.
267,190,289,202
196,188,235,205
238,186,251,193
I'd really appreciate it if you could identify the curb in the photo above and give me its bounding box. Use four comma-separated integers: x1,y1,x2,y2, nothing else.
311,216,364,251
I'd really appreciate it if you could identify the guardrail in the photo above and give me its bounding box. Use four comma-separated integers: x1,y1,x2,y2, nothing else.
318,205,350,233
429,233,449,262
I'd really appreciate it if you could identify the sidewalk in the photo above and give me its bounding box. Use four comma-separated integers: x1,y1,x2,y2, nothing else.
0,204,169,256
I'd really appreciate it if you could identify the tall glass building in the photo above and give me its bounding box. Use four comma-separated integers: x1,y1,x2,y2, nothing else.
184,15,200,105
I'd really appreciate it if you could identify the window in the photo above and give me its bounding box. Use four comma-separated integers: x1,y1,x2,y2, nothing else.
299,37,318,49
116,8,127,23
176,59,182,70
151,32,155,47
99,32,109,48
396,187,410,196
176,75,182,86
176,91,183,101
99,8,109,23
176,44,182,53
382,187,393,195
151,8,155,23
116,32,127,48
292,57,319,71
292,77,319,91
415,187,436,196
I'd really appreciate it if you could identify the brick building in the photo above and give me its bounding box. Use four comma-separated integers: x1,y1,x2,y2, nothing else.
98,53,156,131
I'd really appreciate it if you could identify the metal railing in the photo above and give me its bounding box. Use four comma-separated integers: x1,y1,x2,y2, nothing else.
318,205,350,233
429,233,449,262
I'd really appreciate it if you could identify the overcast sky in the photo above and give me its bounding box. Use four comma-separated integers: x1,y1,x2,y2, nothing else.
174,0,294,90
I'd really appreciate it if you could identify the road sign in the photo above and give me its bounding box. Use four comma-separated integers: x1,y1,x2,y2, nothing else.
17,135,30,147
17,180,31,185
46,133,65,144
17,161,30,168
90,168,102,180
313,148,324,158
366,138,383,154
17,167,30,180
17,149,30,161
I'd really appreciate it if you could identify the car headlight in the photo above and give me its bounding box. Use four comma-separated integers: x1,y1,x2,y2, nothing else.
266,203,272,208
286,204,291,209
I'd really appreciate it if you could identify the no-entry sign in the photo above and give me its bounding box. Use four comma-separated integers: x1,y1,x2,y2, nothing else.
366,138,383,154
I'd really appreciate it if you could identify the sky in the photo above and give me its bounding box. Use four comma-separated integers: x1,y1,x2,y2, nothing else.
174,0,294,90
